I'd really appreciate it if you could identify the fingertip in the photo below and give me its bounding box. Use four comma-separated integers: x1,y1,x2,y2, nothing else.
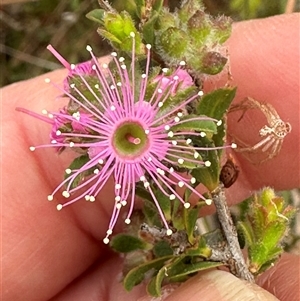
257,253,300,301
161,270,278,301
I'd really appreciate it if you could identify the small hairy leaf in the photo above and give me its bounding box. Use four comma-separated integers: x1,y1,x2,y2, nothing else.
110,234,151,253
168,260,223,282
86,9,106,24
123,255,173,291
64,155,93,190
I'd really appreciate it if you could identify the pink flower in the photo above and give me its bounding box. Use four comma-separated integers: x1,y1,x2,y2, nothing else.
46,45,96,91
24,33,235,244
153,68,194,95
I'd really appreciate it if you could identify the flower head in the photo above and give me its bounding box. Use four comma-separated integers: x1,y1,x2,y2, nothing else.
25,33,235,243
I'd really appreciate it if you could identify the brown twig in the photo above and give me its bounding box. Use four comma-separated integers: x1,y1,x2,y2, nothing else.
285,0,296,13
211,185,255,282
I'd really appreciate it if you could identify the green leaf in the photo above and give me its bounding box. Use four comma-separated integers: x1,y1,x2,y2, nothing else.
135,0,145,19
152,0,164,12
168,260,223,282
142,11,159,45
237,221,254,247
155,189,172,221
191,137,220,191
86,9,105,24
197,87,236,157
110,234,151,253
123,255,173,291
261,221,286,250
97,28,122,44
142,198,164,227
64,155,93,190
171,199,185,230
171,115,217,138
137,184,164,227
68,76,104,110
153,240,173,257
251,204,267,239
147,265,166,297
197,87,236,121
184,205,201,244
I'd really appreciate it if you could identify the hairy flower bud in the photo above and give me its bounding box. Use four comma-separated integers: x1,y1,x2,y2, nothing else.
212,16,232,44
187,10,211,44
178,0,205,23
158,27,189,60
155,9,177,32
201,51,228,75
238,187,296,275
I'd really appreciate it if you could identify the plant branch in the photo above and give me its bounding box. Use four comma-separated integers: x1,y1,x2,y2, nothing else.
211,184,255,282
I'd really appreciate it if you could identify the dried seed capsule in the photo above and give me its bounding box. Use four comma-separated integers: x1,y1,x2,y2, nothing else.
220,155,239,188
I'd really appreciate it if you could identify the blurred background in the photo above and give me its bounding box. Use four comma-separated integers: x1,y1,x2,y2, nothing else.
0,0,298,87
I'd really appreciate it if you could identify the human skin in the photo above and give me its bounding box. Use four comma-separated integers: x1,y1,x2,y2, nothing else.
1,13,299,301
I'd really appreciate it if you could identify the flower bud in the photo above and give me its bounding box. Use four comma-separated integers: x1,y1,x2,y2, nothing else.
187,10,211,44
156,9,177,32
97,11,144,53
238,188,296,275
178,0,205,23
212,16,232,44
158,27,189,60
200,51,227,75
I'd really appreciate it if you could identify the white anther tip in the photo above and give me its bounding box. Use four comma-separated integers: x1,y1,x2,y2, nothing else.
184,203,191,209
47,195,54,201
178,181,184,188
103,237,110,244
178,158,184,164
65,168,72,174
204,161,211,167
57,204,63,211
86,45,92,52
166,229,173,236
205,199,213,205
125,218,131,224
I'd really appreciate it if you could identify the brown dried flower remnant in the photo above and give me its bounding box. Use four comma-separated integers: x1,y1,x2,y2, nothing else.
229,97,291,164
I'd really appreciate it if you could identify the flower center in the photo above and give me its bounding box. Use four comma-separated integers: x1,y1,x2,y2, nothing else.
112,121,149,160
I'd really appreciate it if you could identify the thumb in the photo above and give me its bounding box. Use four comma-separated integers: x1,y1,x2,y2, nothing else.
138,270,278,301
